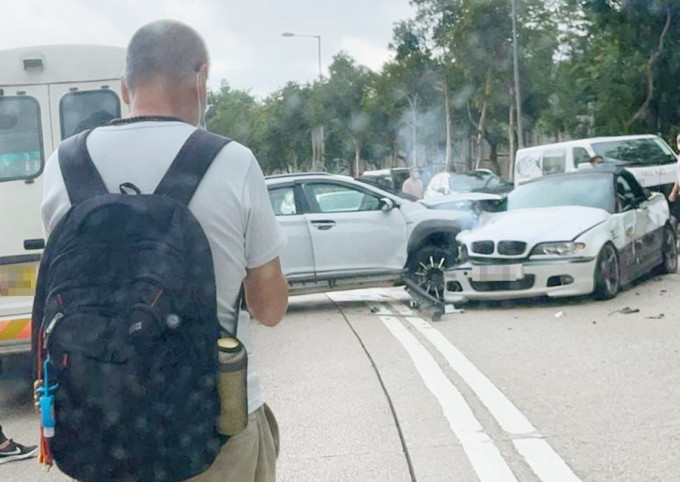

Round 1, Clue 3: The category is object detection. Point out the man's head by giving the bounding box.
[410,167,420,179]
[122,20,209,125]
[590,155,604,165]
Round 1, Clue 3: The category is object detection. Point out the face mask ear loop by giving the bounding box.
[195,71,203,128]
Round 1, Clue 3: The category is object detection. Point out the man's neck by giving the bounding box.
[126,86,196,125]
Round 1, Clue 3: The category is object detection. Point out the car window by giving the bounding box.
[542,149,566,175]
[573,147,590,166]
[60,90,121,139]
[0,96,43,183]
[486,176,501,188]
[268,186,297,216]
[615,172,646,210]
[621,171,645,200]
[507,174,614,212]
[305,183,381,213]
[516,153,541,178]
[591,138,675,165]
[615,175,636,211]
[449,173,488,191]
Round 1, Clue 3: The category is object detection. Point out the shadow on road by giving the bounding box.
[0,354,34,410]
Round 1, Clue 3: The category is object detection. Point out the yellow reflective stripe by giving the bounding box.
[0,318,31,341]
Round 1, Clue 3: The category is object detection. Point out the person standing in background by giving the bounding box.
[402,167,424,199]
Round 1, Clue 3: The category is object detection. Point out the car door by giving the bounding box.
[267,183,315,281]
[615,172,662,279]
[613,173,640,280]
[622,171,665,273]
[301,181,407,277]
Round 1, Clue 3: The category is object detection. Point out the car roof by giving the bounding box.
[516,134,660,154]
[519,165,623,186]
[265,171,410,202]
[265,172,339,181]
[420,192,503,206]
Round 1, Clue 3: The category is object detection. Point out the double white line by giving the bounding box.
[378,303,581,482]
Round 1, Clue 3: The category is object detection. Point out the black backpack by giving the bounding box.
[32,128,232,482]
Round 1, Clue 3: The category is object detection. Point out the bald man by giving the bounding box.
[41,20,288,482]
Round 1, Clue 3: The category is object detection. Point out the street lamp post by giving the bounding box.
[281,32,322,80]
[282,32,324,171]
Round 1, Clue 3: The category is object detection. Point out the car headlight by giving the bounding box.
[530,242,586,258]
[458,243,469,262]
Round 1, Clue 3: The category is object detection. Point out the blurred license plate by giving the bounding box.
[470,265,523,282]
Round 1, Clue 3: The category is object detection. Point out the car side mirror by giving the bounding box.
[380,197,395,212]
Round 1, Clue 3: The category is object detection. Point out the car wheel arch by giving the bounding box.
[406,225,460,264]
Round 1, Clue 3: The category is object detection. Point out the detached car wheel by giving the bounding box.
[654,224,677,275]
[593,243,620,300]
[408,245,456,301]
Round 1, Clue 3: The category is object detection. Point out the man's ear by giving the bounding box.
[121,76,131,106]
[197,64,209,93]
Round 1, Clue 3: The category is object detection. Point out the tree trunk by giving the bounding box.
[475,99,488,170]
[475,70,493,170]
[628,6,672,129]
[311,126,325,171]
[406,94,419,167]
[352,137,361,177]
[444,82,453,172]
[489,141,500,175]
[508,104,515,181]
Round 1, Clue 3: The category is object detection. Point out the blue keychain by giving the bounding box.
[37,358,58,438]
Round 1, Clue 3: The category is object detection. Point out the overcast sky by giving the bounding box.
[1,0,416,98]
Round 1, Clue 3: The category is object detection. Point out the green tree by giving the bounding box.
[320,52,377,176]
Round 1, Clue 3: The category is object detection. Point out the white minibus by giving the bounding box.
[0,45,127,361]
[514,135,677,193]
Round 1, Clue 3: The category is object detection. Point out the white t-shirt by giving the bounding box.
[41,121,286,414]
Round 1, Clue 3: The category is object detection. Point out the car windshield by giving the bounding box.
[591,138,675,166]
[507,175,614,212]
[449,173,490,191]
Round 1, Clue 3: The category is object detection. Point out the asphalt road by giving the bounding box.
[2,272,680,481]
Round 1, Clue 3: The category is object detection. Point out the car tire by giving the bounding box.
[593,243,620,300]
[654,224,678,275]
[407,245,456,301]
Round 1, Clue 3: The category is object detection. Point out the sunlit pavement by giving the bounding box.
[4,274,680,481]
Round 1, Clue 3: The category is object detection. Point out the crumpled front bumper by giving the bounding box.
[443,257,597,303]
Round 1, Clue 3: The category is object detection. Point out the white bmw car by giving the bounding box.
[444,166,677,303]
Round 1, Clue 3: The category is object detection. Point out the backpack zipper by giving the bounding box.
[43,312,64,350]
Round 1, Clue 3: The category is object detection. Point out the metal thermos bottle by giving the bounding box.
[216,336,248,436]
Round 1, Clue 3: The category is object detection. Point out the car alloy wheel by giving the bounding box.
[410,246,455,301]
[593,243,620,300]
[656,224,678,275]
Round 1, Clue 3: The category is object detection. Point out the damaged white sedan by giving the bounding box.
[444,166,677,303]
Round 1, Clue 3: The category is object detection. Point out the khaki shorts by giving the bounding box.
[186,404,280,482]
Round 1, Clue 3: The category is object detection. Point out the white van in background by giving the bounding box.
[0,45,127,360]
[514,135,677,194]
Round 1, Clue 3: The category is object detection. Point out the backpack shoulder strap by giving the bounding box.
[58,129,109,205]
[154,129,232,205]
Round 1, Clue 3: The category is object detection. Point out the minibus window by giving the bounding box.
[573,147,590,166]
[542,149,566,175]
[60,90,121,139]
[0,96,43,182]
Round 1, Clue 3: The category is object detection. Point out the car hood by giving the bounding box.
[460,206,610,245]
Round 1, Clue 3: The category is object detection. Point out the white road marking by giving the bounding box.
[390,302,416,316]
[404,316,582,482]
[380,315,518,482]
[326,287,412,303]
